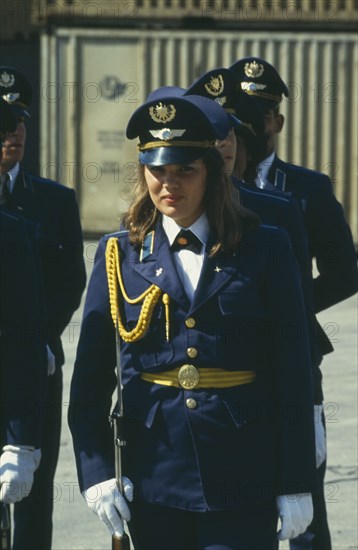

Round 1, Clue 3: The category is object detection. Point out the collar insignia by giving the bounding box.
[140,230,155,262]
[149,103,176,123]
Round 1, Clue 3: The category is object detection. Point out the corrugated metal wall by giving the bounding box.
[41,29,357,241]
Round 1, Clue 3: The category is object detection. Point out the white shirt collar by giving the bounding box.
[257,152,275,182]
[5,162,20,193]
[162,212,210,248]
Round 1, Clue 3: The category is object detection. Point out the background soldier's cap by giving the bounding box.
[185,67,265,156]
[229,57,289,109]
[0,66,32,118]
[185,67,244,129]
[0,97,17,135]
[126,92,230,166]
[146,85,186,102]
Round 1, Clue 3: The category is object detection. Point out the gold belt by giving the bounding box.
[141,364,256,390]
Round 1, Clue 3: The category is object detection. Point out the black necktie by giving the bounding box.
[0,174,10,205]
[171,229,202,254]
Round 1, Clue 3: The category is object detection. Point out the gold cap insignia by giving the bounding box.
[204,75,224,97]
[0,71,15,89]
[244,61,264,79]
[149,128,186,140]
[149,102,176,124]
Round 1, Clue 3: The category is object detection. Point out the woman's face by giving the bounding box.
[144,159,207,228]
[235,135,249,180]
[215,127,237,176]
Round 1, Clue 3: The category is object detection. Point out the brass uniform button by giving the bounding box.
[186,398,197,410]
[185,317,196,328]
[178,364,200,389]
[187,347,198,359]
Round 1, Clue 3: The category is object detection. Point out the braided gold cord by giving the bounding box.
[105,237,169,342]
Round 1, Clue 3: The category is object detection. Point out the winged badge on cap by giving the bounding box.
[149,128,186,140]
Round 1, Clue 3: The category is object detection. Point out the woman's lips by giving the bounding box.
[162,195,183,204]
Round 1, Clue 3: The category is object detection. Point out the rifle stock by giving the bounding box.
[112,532,130,550]
[110,318,131,550]
[0,503,11,550]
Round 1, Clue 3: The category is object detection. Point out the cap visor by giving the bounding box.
[228,113,245,128]
[139,146,211,166]
[12,104,30,118]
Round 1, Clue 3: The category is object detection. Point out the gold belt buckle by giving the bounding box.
[178,364,200,390]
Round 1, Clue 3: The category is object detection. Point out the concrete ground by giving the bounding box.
[49,244,357,549]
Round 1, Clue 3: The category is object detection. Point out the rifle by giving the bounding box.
[0,503,11,550]
[110,322,130,550]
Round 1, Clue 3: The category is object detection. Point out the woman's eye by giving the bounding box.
[148,166,163,174]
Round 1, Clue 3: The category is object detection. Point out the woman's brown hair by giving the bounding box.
[122,148,259,256]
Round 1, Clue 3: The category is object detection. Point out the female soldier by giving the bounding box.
[69,93,315,550]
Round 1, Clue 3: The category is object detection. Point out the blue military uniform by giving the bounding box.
[70,221,316,544]
[0,66,86,550]
[69,90,316,550]
[267,157,358,313]
[0,207,47,449]
[7,171,86,550]
[0,207,47,550]
[235,181,327,401]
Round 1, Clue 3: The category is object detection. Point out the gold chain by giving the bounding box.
[105,237,170,342]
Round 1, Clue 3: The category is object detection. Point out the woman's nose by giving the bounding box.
[163,172,179,187]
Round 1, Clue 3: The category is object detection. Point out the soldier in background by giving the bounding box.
[0,97,47,547]
[230,56,358,550]
[0,67,86,550]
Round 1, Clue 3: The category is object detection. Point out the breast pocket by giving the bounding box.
[217,291,266,366]
[124,302,175,370]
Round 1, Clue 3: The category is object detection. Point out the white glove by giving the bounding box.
[83,477,133,537]
[0,445,41,503]
[314,404,326,468]
[47,344,56,376]
[276,493,313,540]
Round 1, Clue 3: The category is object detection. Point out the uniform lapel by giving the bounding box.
[132,223,190,308]
[11,170,34,214]
[189,243,236,314]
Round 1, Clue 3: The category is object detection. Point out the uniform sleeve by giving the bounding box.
[44,188,86,338]
[260,227,316,495]
[1,213,47,448]
[309,176,358,312]
[68,237,117,492]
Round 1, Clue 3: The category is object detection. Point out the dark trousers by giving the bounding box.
[128,500,278,550]
[12,368,63,550]
[289,460,332,550]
